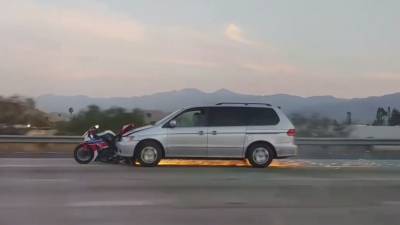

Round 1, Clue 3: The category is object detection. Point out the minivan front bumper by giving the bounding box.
[116,139,139,157]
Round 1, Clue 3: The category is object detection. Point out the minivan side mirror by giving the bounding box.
[168,120,177,128]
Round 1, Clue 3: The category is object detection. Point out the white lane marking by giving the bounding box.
[0,200,167,208]
[0,164,104,168]
[382,201,400,205]
[0,178,72,186]
[20,178,71,182]
[67,200,161,207]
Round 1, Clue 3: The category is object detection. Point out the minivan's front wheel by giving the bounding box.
[247,144,274,168]
[136,142,162,167]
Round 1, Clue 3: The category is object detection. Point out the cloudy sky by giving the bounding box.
[0,0,399,98]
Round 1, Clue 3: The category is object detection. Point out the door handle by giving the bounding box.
[198,130,204,135]
[211,130,217,135]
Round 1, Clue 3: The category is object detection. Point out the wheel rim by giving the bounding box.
[140,146,158,164]
[252,147,269,164]
[77,147,91,161]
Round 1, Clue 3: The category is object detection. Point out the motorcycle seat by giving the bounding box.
[97,130,116,144]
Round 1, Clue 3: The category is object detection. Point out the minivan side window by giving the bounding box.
[245,107,280,126]
[208,107,246,126]
[173,108,206,127]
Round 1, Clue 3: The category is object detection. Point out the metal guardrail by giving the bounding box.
[295,138,400,146]
[0,135,400,146]
[0,135,82,144]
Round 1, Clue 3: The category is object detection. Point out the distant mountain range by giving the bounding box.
[35,89,400,123]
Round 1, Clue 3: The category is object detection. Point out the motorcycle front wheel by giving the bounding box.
[74,144,94,164]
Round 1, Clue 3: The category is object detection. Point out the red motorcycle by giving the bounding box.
[73,124,135,164]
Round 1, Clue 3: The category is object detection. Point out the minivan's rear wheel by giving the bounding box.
[136,142,162,167]
[247,144,274,168]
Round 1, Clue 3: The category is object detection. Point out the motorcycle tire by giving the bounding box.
[74,144,94,164]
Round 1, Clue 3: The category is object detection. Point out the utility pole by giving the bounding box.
[346,112,352,125]
[387,106,391,125]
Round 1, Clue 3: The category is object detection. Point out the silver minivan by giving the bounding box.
[117,103,297,168]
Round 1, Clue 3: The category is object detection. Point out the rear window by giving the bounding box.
[244,107,280,126]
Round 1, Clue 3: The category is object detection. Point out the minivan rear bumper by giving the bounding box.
[274,143,298,158]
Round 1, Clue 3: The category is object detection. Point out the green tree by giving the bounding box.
[25,98,35,108]
[389,108,400,126]
[56,105,145,135]
[373,107,387,125]
[0,96,49,127]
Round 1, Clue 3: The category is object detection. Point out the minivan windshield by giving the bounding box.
[154,109,182,126]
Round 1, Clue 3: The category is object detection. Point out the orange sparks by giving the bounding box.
[155,159,303,168]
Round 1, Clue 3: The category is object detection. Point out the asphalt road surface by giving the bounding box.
[1,158,400,225]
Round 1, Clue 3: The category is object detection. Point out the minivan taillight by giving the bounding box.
[287,129,296,137]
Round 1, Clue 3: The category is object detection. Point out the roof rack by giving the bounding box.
[216,102,272,106]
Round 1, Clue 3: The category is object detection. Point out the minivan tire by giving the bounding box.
[247,144,274,168]
[136,141,163,167]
